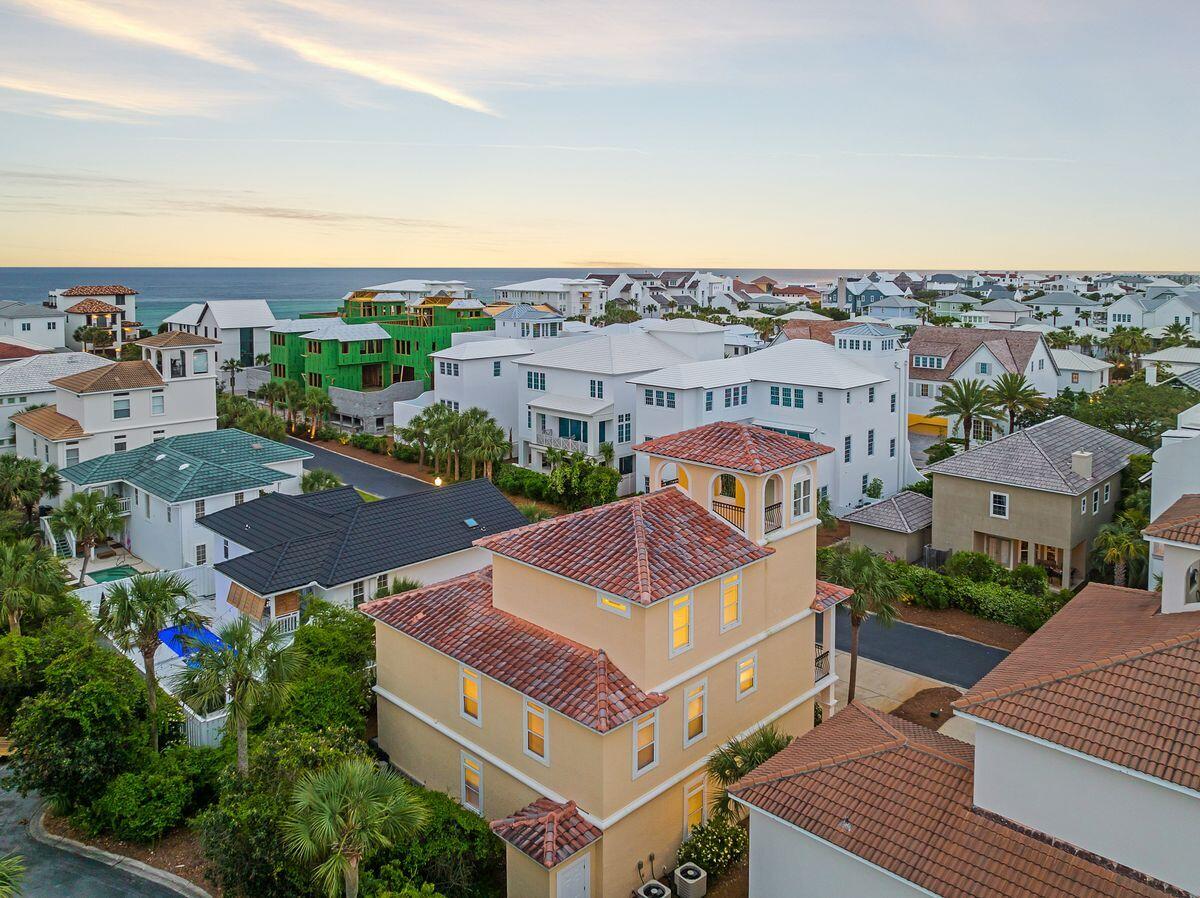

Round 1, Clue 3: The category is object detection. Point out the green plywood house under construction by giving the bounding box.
[269,293,494,393]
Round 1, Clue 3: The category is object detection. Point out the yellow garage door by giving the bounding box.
[908,414,948,437]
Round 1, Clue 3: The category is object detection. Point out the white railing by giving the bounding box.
[116,496,131,515]
[74,564,215,617]
[537,429,588,454]
[182,704,228,748]
[276,612,300,635]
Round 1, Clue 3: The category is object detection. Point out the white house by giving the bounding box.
[493,277,607,319]
[976,297,1028,328]
[1024,290,1102,329]
[53,429,310,571]
[161,299,278,383]
[868,295,926,322]
[1143,346,1200,385]
[932,292,983,317]
[1145,400,1200,584]
[0,301,67,349]
[1051,348,1112,393]
[0,352,110,452]
[629,326,920,510]
[1106,288,1200,335]
[49,284,141,350]
[490,304,565,339]
[418,338,535,443]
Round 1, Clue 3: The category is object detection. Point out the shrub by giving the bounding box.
[676,816,749,880]
[350,433,388,453]
[281,664,371,737]
[960,580,1054,632]
[392,441,419,463]
[943,551,1003,583]
[295,599,376,670]
[81,767,193,842]
[893,564,954,611]
[1004,563,1048,597]
[517,502,552,523]
[903,478,933,498]
[924,440,959,464]
[865,477,884,499]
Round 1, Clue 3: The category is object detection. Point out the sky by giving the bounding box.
[0,0,1198,270]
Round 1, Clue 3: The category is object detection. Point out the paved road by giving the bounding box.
[834,606,1009,689]
[0,784,179,898]
[287,438,432,499]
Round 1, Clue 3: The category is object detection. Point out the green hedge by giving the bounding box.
[492,463,555,503]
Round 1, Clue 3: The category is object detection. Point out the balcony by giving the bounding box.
[537,429,588,454]
[712,500,746,530]
[116,496,131,515]
[765,502,783,533]
[815,644,831,681]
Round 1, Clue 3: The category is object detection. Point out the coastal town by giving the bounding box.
[1,268,1199,898]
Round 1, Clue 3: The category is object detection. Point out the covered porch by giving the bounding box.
[975,532,1085,590]
[224,581,303,638]
[41,483,134,563]
[526,393,614,464]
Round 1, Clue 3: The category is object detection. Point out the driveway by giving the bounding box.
[0,784,179,897]
[835,606,1009,689]
[908,431,940,468]
[287,438,432,499]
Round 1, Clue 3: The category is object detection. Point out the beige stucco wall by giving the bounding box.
[848,523,929,563]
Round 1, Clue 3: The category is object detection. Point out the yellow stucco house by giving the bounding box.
[361,422,850,898]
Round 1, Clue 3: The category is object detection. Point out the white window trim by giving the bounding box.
[459,664,482,727]
[460,751,484,814]
[989,491,1009,519]
[523,697,550,766]
[683,678,708,749]
[668,592,694,658]
[736,651,759,701]
[632,710,659,779]
[683,773,707,837]
[720,572,742,633]
[1104,483,1111,503]
[596,592,631,618]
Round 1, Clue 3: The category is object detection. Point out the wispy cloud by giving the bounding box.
[0,71,230,119]
[149,136,647,154]
[844,151,1076,164]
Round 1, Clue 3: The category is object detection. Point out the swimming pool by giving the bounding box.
[89,565,141,584]
[159,624,225,663]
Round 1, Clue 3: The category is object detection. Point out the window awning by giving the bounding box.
[528,393,613,417]
[226,582,266,620]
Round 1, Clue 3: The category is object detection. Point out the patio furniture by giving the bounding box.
[94,545,116,559]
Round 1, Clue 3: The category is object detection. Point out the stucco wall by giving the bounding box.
[848,523,928,563]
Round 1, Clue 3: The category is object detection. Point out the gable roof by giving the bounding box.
[1164,367,1200,392]
[64,298,122,315]
[907,325,1047,382]
[162,303,205,327]
[197,486,364,552]
[519,332,695,375]
[476,488,773,606]
[212,478,528,593]
[301,322,390,342]
[60,285,138,297]
[731,702,1175,898]
[1032,290,1100,306]
[924,415,1143,495]
[634,422,833,475]
[1050,348,1113,372]
[978,297,1028,312]
[954,583,1200,793]
[493,304,561,321]
[0,300,66,320]
[10,405,88,440]
[490,799,601,868]
[0,341,45,360]
[134,331,222,349]
[1143,494,1200,546]
[360,568,666,732]
[776,320,858,344]
[842,491,933,534]
[51,360,164,393]
[203,299,277,329]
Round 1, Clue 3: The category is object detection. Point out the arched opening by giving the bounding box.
[711,473,747,531]
[193,349,209,374]
[1187,560,1200,606]
[154,350,163,374]
[658,462,688,492]
[764,474,784,533]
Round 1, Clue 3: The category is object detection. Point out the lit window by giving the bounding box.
[597,594,631,617]
[684,681,707,746]
[991,492,1009,518]
[792,477,812,518]
[633,712,658,775]
[684,775,707,833]
[460,666,482,724]
[737,654,757,699]
[461,754,483,813]
[670,594,693,655]
[524,699,548,762]
[721,574,741,631]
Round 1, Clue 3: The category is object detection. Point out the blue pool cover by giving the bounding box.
[159,624,224,662]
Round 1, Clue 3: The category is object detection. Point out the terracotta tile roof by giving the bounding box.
[812,580,853,613]
[1143,494,1200,546]
[954,584,1200,791]
[51,361,164,393]
[64,298,123,314]
[359,568,666,732]
[772,284,822,298]
[777,319,858,344]
[490,799,601,868]
[475,488,772,605]
[0,342,47,360]
[634,422,833,475]
[732,702,1176,898]
[907,325,1046,382]
[10,405,88,440]
[60,285,138,296]
[134,331,221,348]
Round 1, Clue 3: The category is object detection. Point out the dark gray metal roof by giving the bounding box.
[212,478,529,593]
[842,491,933,533]
[198,485,365,552]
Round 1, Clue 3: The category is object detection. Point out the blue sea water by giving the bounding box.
[0,267,861,329]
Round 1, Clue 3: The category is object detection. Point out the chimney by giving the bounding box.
[837,277,847,310]
[1071,450,1093,480]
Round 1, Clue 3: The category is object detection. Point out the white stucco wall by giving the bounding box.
[971,722,1200,894]
[0,316,67,349]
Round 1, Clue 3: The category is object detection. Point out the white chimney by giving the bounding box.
[1071,450,1093,480]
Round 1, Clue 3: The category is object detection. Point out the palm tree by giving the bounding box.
[259,380,287,416]
[818,545,900,703]
[97,573,208,751]
[255,352,271,367]
[394,411,432,468]
[929,378,1001,451]
[1161,321,1194,348]
[0,457,61,524]
[221,358,245,393]
[986,372,1043,434]
[423,404,455,476]
[0,536,66,637]
[459,408,492,479]
[706,725,792,821]
[1078,309,1092,327]
[598,441,615,467]
[175,615,304,774]
[52,490,123,586]
[302,469,343,493]
[1093,519,1147,588]
[1048,308,1062,328]
[284,381,306,433]
[303,388,336,439]
[284,759,429,898]
[0,853,24,898]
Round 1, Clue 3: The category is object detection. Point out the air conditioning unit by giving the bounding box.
[634,880,672,898]
[674,863,707,898]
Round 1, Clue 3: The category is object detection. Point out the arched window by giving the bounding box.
[1187,560,1200,606]
[193,349,209,374]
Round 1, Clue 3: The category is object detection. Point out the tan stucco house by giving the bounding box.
[841,489,933,563]
[925,415,1143,589]
[361,422,849,898]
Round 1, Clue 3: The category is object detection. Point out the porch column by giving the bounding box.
[1061,547,1071,591]
[822,610,837,719]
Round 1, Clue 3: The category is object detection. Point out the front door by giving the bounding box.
[556,853,590,898]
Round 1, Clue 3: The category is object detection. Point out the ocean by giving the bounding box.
[0,267,866,330]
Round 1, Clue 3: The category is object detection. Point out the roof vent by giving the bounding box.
[464,517,478,528]
[154,454,166,461]
[837,817,854,834]
[1071,450,1093,480]
[179,463,190,471]
[250,442,263,450]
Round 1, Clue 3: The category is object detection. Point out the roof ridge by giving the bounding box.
[1023,428,1073,491]
[629,499,653,604]
[891,495,910,531]
[325,503,368,582]
[594,649,612,732]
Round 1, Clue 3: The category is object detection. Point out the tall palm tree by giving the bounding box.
[97,573,208,751]
[0,536,66,637]
[221,358,245,393]
[0,853,24,898]
[818,545,900,703]
[1048,308,1062,328]
[284,381,306,433]
[52,490,123,586]
[706,725,792,821]
[986,372,1043,434]
[303,388,336,439]
[259,380,287,416]
[1093,519,1147,588]
[302,469,343,493]
[255,352,271,367]
[929,378,1001,451]
[423,404,455,475]
[459,408,494,479]
[284,759,429,898]
[1161,321,1194,348]
[394,411,431,468]
[175,615,304,774]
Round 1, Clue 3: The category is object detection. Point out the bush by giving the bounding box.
[892,564,954,611]
[943,551,1003,583]
[1004,563,1048,597]
[350,433,388,454]
[903,478,933,498]
[81,767,193,842]
[294,599,376,670]
[517,502,552,523]
[493,463,553,503]
[392,441,419,463]
[924,440,959,464]
[281,664,371,737]
[966,580,1055,632]
[676,816,749,880]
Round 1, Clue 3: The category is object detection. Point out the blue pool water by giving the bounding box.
[159,624,224,663]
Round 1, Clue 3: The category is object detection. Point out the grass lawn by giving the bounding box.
[356,488,381,502]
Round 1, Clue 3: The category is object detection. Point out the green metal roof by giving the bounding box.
[60,428,312,502]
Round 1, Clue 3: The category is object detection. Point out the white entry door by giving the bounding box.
[556,853,590,898]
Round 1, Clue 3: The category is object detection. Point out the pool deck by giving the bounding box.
[65,551,156,586]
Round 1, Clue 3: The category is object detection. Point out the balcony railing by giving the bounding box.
[712,500,746,531]
[660,477,679,487]
[116,497,131,515]
[765,502,783,533]
[815,645,831,681]
[276,612,300,635]
[537,429,588,454]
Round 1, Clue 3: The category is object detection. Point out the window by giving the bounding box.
[770,385,780,405]
[1104,483,1111,503]
[644,389,654,406]
[619,455,634,475]
[843,436,852,463]
[590,379,604,399]
[890,438,896,458]
[47,321,57,330]
[112,396,130,419]
[633,711,658,775]
[195,544,207,565]
[670,593,693,656]
[376,575,387,595]
[65,447,79,466]
[223,539,230,560]
[597,593,631,617]
[685,775,707,833]
[913,355,945,370]
[524,699,548,762]
[144,493,151,518]
[817,390,824,404]
[617,413,631,443]
[1081,495,1088,514]
[869,386,876,403]
[721,573,741,631]
[152,430,165,442]
[705,390,713,412]
[1092,489,1100,514]
[493,360,501,377]
[684,680,707,746]
[793,477,812,518]
[352,580,365,606]
[890,393,897,412]
[978,362,990,375]
[737,654,758,699]
[460,754,483,813]
[1071,372,1080,384]
[20,322,30,332]
[151,393,165,416]
[234,492,245,505]
[867,429,875,456]
[990,492,1009,519]
[526,371,546,391]
[194,499,205,518]
[460,666,482,724]
[862,473,869,493]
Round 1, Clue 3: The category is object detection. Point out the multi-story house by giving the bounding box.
[418,338,536,443]
[1105,286,1200,336]
[362,422,847,898]
[1051,348,1113,393]
[493,278,607,320]
[161,299,278,382]
[1143,345,1200,385]
[932,291,983,318]
[906,326,1057,440]
[0,352,109,452]
[47,285,141,350]
[0,301,67,349]
[629,326,921,510]
[11,345,217,468]
[1024,290,1102,329]
[347,279,474,306]
[976,296,1028,327]
[592,273,670,317]
[491,304,565,339]
[868,295,927,322]
[821,278,909,315]
[53,429,309,570]
[923,272,967,294]
[925,415,1143,589]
